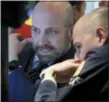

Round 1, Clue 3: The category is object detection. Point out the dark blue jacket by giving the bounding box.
[9,68,36,102]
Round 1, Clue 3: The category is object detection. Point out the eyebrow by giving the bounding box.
[73,42,81,47]
[32,25,38,29]
[46,27,58,30]
[32,25,56,29]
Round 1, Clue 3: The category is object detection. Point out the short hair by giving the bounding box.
[87,7,108,31]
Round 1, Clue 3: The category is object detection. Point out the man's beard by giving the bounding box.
[33,44,59,64]
[33,44,55,54]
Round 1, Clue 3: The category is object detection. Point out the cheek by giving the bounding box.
[80,40,92,60]
[49,35,65,48]
[32,37,38,46]
[48,36,58,47]
[32,34,37,41]
[58,35,70,49]
[82,40,92,52]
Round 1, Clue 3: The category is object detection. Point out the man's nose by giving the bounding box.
[74,54,81,63]
[38,34,50,46]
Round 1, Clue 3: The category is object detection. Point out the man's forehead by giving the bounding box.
[32,11,65,26]
[32,3,66,21]
[73,16,88,37]
[32,25,66,29]
[73,33,82,42]
[73,24,83,36]
[73,22,86,44]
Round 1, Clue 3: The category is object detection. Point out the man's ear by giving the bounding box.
[96,27,108,45]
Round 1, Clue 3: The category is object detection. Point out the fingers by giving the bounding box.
[17,35,24,41]
[53,60,80,72]
[40,67,54,79]
[9,33,22,39]
[64,59,75,63]
[9,33,32,42]
[20,39,29,47]
[20,38,33,47]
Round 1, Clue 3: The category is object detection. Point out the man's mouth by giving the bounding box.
[38,49,53,55]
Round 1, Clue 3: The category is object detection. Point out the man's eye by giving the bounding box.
[75,47,80,52]
[75,44,81,49]
[32,28,40,34]
[75,45,81,53]
[75,47,79,50]
[46,29,58,35]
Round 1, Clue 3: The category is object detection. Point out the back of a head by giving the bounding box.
[75,6,108,34]
[87,6,108,31]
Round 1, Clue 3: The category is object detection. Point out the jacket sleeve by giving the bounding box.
[34,80,73,102]
[9,68,36,102]
[34,80,57,102]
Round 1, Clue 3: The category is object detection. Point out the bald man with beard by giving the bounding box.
[9,1,76,102]
[34,7,109,101]
[31,2,74,65]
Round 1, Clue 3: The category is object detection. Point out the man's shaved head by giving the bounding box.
[32,2,74,64]
[74,7,108,35]
[73,7,108,61]
[33,2,74,26]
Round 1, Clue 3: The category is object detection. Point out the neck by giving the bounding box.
[54,43,75,64]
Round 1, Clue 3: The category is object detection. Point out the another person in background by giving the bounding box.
[34,7,109,101]
[72,1,86,23]
[99,0,109,7]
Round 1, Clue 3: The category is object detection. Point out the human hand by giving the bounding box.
[40,59,80,83]
[8,34,32,62]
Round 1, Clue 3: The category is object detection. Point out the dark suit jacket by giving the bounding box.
[34,44,109,101]
[9,43,75,102]
[9,68,37,102]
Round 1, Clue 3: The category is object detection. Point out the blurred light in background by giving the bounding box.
[85,1,99,14]
[27,5,35,17]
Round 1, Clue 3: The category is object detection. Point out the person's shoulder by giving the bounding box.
[18,43,34,66]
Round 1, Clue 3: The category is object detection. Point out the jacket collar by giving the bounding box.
[85,44,109,60]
